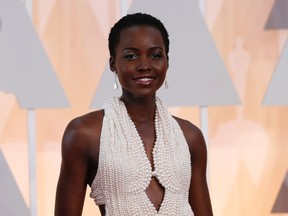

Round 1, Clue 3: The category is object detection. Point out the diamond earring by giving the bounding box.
[114,71,118,90]
[165,79,169,89]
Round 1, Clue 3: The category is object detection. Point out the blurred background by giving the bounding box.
[0,0,287,215]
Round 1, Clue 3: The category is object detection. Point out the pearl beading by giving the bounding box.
[90,97,194,215]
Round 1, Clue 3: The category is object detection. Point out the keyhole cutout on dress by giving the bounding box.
[145,176,165,211]
[133,118,165,212]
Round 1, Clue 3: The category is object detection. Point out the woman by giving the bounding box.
[55,13,213,216]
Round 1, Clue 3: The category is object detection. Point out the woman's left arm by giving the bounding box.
[178,118,213,216]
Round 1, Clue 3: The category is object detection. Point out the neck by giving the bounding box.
[120,95,156,122]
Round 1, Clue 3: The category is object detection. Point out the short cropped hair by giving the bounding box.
[108,13,170,57]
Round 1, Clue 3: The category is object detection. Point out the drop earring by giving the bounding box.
[165,79,169,89]
[114,71,118,90]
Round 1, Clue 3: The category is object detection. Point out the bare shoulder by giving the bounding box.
[63,109,104,150]
[172,116,205,151]
[61,109,104,185]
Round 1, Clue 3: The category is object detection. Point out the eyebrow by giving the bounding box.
[122,47,164,52]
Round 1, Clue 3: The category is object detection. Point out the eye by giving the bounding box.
[123,53,138,60]
[151,52,163,59]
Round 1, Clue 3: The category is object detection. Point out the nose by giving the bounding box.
[137,56,152,72]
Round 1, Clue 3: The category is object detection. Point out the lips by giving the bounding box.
[133,76,155,85]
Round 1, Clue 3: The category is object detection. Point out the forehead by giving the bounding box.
[117,25,165,49]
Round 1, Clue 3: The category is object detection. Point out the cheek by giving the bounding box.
[156,62,168,75]
[116,60,134,72]
[116,64,133,86]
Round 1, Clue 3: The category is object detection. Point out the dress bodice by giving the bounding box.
[90,97,193,215]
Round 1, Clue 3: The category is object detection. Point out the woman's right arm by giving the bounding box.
[54,118,91,216]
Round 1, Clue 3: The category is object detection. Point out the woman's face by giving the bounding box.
[110,25,168,99]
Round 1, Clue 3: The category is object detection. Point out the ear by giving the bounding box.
[166,54,169,69]
[109,56,116,72]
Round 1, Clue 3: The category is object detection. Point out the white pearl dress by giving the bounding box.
[90,97,194,215]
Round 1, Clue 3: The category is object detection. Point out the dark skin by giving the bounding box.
[55,25,213,216]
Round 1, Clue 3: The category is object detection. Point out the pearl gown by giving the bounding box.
[90,97,194,216]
